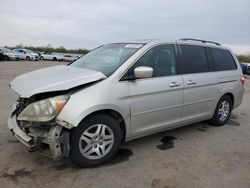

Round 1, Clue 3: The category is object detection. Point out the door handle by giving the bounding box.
[169,82,181,87]
[187,80,197,85]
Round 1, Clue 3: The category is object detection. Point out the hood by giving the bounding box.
[10,65,107,98]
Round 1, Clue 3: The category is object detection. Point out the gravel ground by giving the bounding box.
[0,61,250,188]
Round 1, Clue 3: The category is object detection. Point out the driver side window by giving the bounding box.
[130,44,177,78]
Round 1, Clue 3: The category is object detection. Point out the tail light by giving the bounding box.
[240,76,245,85]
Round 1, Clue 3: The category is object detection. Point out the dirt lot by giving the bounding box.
[0,61,250,188]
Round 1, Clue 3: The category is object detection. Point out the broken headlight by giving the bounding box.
[17,95,69,122]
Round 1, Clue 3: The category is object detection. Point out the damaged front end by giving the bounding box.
[7,65,107,160]
[8,97,70,160]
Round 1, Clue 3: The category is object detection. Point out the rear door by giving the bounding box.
[43,52,52,60]
[178,44,219,122]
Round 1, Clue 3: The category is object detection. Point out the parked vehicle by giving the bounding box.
[0,51,5,61]
[35,51,42,59]
[14,48,39,61]
[8,38,244,167]
[62,54,79,62]
[240,62,250,75]
[240,63,248,74]
[0,47,20,60]
[40,52,63,61]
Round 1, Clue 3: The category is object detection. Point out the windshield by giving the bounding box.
[70,43,144,76]
[25,49,33,53]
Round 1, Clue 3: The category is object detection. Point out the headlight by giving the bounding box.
[17,95,69,122]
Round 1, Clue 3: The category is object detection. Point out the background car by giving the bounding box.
[62,54,79,62]
[0,47,20,61]
[40,52,63,61]
[14,48,39,61]
[240,62,250,74]
[0,51,5,61]
[34,51,42,59]
[240,63,247,74]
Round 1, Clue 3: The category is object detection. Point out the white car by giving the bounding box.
[0,47,20,61]
[40,52,63,61]
[14,49,39,61]
[62,54,79,62]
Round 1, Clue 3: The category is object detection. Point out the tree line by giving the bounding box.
[6,44,90,55]
[237,54,250,63]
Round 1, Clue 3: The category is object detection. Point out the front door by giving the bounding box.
[127,44,183,137]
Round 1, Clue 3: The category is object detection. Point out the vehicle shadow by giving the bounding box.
[45,117,240,170]
[52,120,215,170]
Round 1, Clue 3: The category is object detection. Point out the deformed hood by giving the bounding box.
[10,65,106,98]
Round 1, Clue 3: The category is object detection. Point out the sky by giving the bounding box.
[0,0,250,54]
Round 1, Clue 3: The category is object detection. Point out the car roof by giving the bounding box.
[121,39,229,50]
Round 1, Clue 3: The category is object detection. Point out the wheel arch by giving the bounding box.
[74,109,127,142]
[224,92,234,107]
[212,92,235,117]
[210,92,235,126]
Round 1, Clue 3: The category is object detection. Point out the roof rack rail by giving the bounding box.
[179,38,221,46]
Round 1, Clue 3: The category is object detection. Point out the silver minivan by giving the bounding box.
[8,38,244,167]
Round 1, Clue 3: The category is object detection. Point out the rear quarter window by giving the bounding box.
[211,48,237,71]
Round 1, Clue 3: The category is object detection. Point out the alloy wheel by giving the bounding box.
[79,124,114,160]
[218,100,230,122]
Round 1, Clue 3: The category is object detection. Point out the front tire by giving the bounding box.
[26,56,31,61]
[211,95,232,126]
[70,114,122,167]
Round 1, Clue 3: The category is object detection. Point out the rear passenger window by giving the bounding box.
[180,45,209,74]
[211,48,237,71]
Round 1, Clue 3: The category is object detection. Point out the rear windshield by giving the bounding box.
[70,43,144,76]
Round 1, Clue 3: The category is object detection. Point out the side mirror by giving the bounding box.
[134,66,153,79]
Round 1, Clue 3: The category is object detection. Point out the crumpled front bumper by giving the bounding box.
[8,114,33,147]
[7,104,70,160]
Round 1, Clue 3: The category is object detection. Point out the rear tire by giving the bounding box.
[53,57,57,61]
[70,114,122,167]
[40,56,44,60]
[211,95,232,126]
